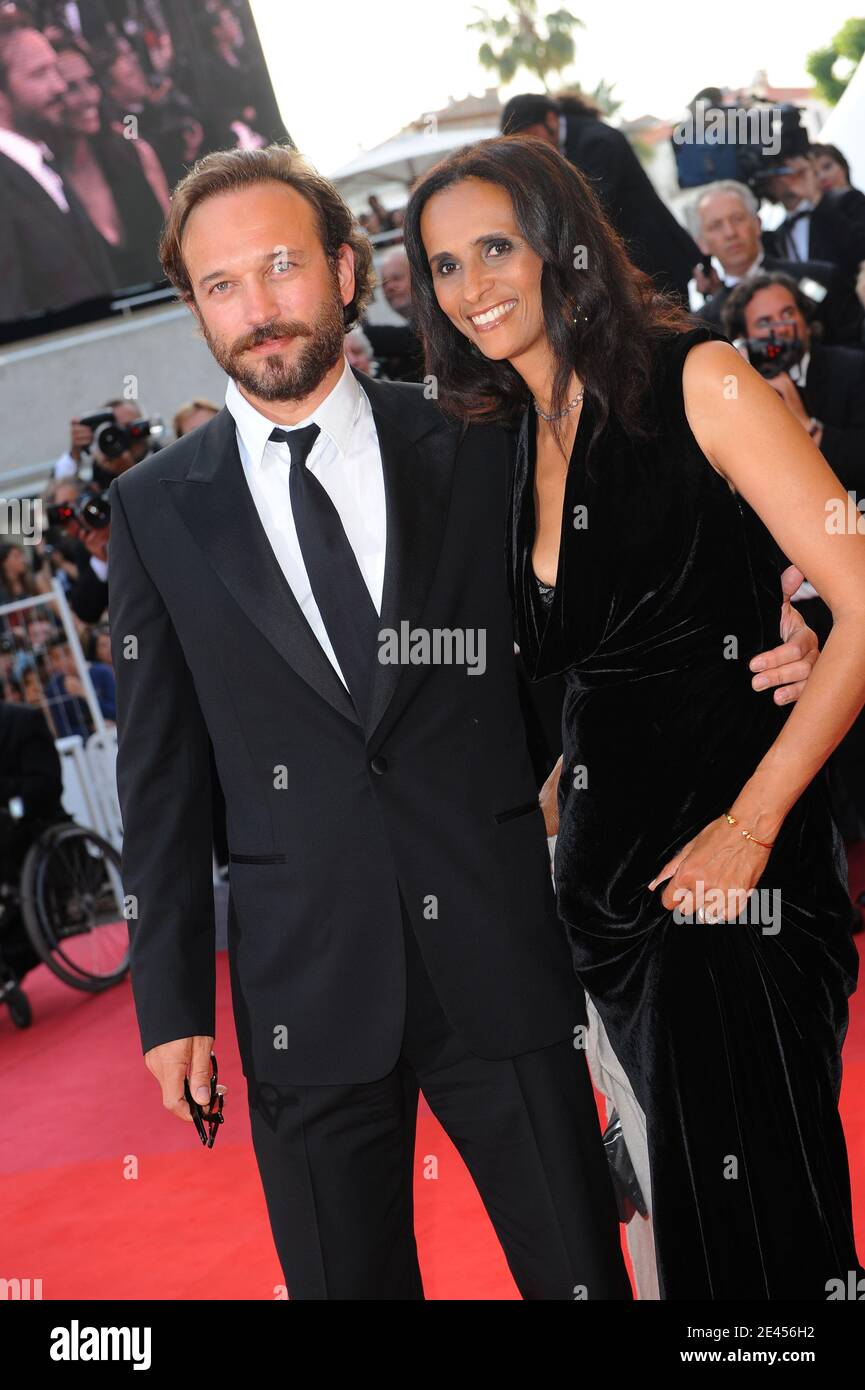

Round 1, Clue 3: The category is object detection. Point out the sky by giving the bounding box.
[249,0,859,174]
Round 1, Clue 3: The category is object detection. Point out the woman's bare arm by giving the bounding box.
[650,339,865,912]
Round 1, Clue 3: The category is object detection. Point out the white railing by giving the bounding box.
[1,579,120,848]
[2,578,221,881]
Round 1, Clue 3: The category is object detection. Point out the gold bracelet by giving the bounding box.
[724,810,775,850]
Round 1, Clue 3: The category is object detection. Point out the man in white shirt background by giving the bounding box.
[690,179,864,347]
[762,149,865,288]
[0,12,115,324]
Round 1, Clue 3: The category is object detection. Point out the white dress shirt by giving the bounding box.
[784,199,812,262]
[723,249,765,288]
[0,128,69,211]
[788,348,810,387]
[226,357,387,688]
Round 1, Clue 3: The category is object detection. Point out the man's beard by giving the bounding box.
[17,103,64,144]
[200,287,346,402]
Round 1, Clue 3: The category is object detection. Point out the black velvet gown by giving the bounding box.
[508,321,863,1299]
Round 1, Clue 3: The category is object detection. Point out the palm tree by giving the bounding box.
[468,1,583,91]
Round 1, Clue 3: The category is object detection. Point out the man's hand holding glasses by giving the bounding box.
[145,1035,227,1148]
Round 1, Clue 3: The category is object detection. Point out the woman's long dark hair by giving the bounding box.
[403,135,694,452]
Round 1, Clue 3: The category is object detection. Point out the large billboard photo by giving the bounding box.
[0,0,288,338]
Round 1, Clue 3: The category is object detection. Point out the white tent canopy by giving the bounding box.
[328,125,500,207]
[818,58,865,189]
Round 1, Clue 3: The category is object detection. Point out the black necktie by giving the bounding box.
[269,424,379,725]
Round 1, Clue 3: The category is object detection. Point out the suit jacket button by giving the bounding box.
[370,755,388,775]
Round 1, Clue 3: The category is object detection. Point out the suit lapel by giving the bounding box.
[361,387,461,742]
[163,407,359,726]
[162,373,462,740]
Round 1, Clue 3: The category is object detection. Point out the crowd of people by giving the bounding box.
[4,85,865,868]
[0,390,222,728]
[2,50,865,1300]
[0,0,286,321]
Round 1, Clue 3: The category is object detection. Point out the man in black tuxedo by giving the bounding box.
[0,15,116,323]
[0,699,65,977]
[723,271,865,494]
[692,180,864,348]
[762,152,865,287]
[363,247,424,382]
[109,145,817,1300]
[501,93,701,302]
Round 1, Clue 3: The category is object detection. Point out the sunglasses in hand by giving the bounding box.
[183,1051,226,1148]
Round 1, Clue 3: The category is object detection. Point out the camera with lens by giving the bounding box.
[79,411,162,460]
[674,100,812,196]
[733,331,804,379]
[738,105,812,196]
[45,490,111,534]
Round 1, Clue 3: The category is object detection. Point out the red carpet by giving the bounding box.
[2,855,864,1300]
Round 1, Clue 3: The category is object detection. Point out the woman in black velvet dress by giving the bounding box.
[403,136,865,1299]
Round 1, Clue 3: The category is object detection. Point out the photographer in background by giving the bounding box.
[54,396,163,485]
[724,270,865,853]
[723,271,865,493]
[692,180,864,348]
[46,398,162,623]
[762,149,865,288]
[501,90,702,301]
[40,477,110,623]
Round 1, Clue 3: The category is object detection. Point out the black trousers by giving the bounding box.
[246,898,631,1300]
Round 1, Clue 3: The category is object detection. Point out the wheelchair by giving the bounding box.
[0,806,129,1028]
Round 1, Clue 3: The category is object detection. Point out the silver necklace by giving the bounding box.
[533,387,584,421]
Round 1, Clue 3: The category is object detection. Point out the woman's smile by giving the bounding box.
[467,298,518,332]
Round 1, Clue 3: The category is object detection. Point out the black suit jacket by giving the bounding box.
[107,371,583,1085]
[0,150,117,323]
[563,114,701,300]
[66,540,109,625]
[362,320,425,382]
[698,253,865,347]
[765,189,865,285]
[0,702,64,817]
[799,343,865,493]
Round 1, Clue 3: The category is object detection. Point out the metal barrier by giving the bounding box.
[2,576,222,882]
[1,578,122,849]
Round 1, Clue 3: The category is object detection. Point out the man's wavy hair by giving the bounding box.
[159,143,375,330]
[402,135,695,450]
[721,270,819,343]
